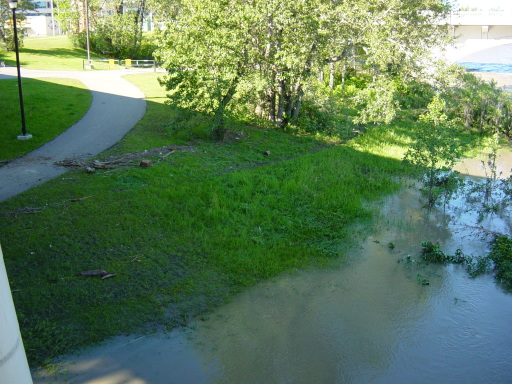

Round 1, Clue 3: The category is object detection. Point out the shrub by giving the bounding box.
[489,235,512,290]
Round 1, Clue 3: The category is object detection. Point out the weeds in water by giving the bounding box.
[403,96,463,208]
[481,133,500,202]
[397,255,419,267]
[398,242,493,285]
[488,235,512,290]
[421,241,465,264]
[416,273,430,285]
[465,256,492,278]
[463,133,512,223]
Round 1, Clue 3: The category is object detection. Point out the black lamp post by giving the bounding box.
[9,0,31,140]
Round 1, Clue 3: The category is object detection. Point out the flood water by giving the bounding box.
[186,181,512,383]
[34,154,512,384]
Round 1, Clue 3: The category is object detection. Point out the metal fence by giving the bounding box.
[82,59,157,71]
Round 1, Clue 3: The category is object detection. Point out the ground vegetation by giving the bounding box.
[1,3,512,369]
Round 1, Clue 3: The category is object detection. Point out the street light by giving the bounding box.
[84,0,93,69]
[8,0,32,141]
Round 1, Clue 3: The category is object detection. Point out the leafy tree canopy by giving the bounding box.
[156,0,451,135]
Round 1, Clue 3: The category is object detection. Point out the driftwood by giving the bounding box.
[70,196,93,202]
[54,145,192,170]
[76,270,116,279]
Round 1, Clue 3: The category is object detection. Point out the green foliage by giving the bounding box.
[434,67,512,137]
[71,17,157,59]
[419,241,494,279]
[489,235,512,290]
[465,255,493,278]
[0,0,35,51]
[421,241,465,264]
[156,0,450,136]
[352,77,399,125]
[463,133,512,222]
[403,95,464,206]
[59,0,152,60]
[291,84,354,139]
[416,273,430,285]
[397,80,435,110]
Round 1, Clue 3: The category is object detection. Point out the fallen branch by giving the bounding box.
[70,196,93,203]
[76,270,116,279]
[55,145,193,171]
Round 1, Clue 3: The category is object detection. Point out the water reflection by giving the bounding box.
[188,179,512,384]
[33,158,512,384]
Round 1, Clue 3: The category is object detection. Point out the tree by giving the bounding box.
[157,0,337,136]
[0,0,35,51]
[324,0,450,124]
[156,0,451,137]
[56,0,153,59]
[403,95,463,206]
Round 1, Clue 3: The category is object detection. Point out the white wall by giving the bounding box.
[451,25,512,42]
[0,245,33,384]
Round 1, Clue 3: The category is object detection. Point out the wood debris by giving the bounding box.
[76,270,116,279]
[70,196,92,203]
[54,145,193,171]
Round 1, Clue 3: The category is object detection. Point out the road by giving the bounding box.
[0,67,148,202]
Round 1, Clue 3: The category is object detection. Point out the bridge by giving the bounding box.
[443,11,512,62]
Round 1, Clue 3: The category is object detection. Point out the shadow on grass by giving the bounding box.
[0,76,92,161]
[20,47,87,59]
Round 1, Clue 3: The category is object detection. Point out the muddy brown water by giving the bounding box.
[34,153,512,384]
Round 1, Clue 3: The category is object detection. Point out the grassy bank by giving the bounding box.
[1,73,425,366]
[0,77,91,161]
[0,36,100,70]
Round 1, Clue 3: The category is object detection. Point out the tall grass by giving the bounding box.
[1,73,414,366]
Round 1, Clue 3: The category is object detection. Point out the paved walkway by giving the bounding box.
[0,67,149,202]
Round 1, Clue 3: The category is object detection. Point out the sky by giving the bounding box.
[453,0,511,10]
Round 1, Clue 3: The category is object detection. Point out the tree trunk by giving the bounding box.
[292,85,303,119]
[329,61,335,89]
[116,0,123,15]
[132,0,146,55]
[277,79,286,124]
[268,89,276,122]
[341,62,347,92]
[214,83,237,140]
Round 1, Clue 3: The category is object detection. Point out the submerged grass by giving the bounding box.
[0,73,428,366]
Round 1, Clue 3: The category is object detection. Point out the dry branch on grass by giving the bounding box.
[54,145,194,170]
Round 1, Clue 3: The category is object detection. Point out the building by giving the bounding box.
[24,1,60,36]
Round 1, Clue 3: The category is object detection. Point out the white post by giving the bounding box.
[0,244,33,384]
[50,0,55,36]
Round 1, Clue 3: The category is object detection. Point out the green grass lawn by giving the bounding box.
[0,36,101,70]
[0,77,91,161]
[0,72,419,367]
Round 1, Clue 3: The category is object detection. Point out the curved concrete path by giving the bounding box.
[0,67,149,202]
